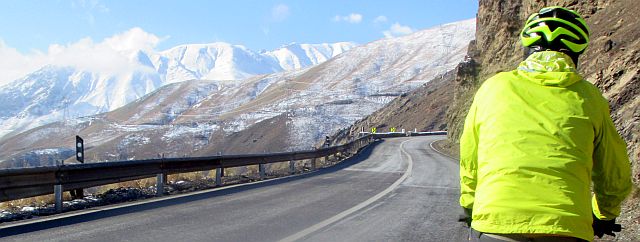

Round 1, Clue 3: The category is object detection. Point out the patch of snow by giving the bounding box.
[20,206,36,212]
[162,123,218,141]
[119,133,151,147]
[33,148,69,155]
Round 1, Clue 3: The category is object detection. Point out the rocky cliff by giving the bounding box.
[446,0,639,239]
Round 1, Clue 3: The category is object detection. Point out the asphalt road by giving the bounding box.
[0,136,467,241]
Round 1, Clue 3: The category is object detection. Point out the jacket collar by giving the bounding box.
[517,51,582,87]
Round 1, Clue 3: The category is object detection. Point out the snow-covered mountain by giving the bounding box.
[0,65,162,139]
[0,42,355,139]
[0,19,476,167]
[153,42,354,82]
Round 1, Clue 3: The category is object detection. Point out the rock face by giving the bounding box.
[446,0,639,239]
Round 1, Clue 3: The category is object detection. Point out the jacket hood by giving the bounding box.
[517,51,583,87]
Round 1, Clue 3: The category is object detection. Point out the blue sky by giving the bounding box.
[1,0,477,52]
[0,0,477,85]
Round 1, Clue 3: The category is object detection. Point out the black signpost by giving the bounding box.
[72,135,85,199]
[76,135,84,164]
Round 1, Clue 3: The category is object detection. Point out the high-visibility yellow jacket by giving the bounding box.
[459,51,632,241]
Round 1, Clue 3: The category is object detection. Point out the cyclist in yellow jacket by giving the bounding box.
[459,6,632,242]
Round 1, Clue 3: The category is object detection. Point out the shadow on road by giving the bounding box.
[0,140,384,238]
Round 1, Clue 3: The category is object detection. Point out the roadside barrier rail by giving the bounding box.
[0,135,375,211]
[0,131,447,212]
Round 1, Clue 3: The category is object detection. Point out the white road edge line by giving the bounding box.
[429,138,457,161]
[279,139,415,242]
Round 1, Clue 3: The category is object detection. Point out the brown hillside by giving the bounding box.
[196,113,291,155]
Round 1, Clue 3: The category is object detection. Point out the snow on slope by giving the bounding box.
[215,19,476,150]
[0,42,355,140]
[264,43,354,71]
[0,64,162,139]
[0,19,476,166]
[162,18,475,152]
[152,42,355,82]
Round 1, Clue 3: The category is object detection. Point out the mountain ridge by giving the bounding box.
[0,18,475,166]
[0,41,356,140]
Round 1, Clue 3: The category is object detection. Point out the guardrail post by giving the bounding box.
[54,184,63,213]
[71,188,84,200]
[216,168,222,186]
[289,160,295,174]
[156,173,165,196]
[311,158,316,170]
[259,164,265,180]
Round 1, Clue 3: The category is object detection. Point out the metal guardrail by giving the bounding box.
[365,130,448,138]
[0,135,375,210]
[0,131,447,213]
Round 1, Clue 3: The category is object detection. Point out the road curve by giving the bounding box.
[0,136,467,241]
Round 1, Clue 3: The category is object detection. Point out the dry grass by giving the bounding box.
[0,172,212,211]
[95,177,157,194]
[168,171,210,183]
[0,191,82,210]
[1,195,57,211]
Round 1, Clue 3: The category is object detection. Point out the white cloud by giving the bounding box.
[0,28,163,87]
[383,22,415,38]
[72,0,110,25]
[105,27,161,52]
[271,4,290,22]
[333,13,363,24]
[373,16,388,24]
[72,0,109,12]
[0,40,47,87]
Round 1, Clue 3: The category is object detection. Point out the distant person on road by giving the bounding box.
[459,6,632,242]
